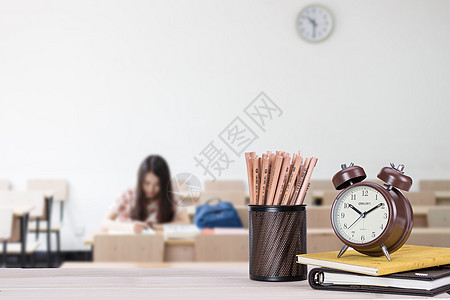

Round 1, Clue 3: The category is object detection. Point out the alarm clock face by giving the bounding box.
[297,5,334,42]
[333,186,389,244]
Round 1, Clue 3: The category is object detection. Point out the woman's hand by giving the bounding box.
[132,221,149,234]
[152,224,164,232]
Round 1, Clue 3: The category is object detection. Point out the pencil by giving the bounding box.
[281,155,302,205]
[266,155,283,205]
[244,150,317,206]
[291,157,311,205]
[287,153,303,202]
[258,155,270,205]
[252,156,260,205]
[273,155,291,205]
[265,153,275,203]
[245,153,254,204]
[295,157,318,205]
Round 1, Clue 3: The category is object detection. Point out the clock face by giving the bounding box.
[332,186,389,244]
[297,5,333,42]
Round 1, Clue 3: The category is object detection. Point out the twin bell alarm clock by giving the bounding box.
[330,163,413,261]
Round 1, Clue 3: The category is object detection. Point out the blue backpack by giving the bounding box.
[194,198,243,229]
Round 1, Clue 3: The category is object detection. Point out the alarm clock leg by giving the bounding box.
[381,244,391,261]
[337,245,349,258]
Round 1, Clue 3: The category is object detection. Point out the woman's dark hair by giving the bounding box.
[131,155,175,223]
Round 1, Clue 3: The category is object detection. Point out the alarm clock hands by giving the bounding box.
[347,203,383,230]
[347,204,363,229]
[348,204,363,216]
[364,203,383,216]
[348,215,362,230]
[347,204,366,229]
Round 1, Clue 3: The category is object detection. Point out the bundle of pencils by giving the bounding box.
[245,151,318,206]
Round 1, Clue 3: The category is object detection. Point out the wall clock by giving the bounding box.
[297,4,334,43]
[330,163,413,261]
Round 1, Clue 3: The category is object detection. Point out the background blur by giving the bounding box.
[1,0,449,252]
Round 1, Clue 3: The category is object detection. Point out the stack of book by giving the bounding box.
[297,245,450,296]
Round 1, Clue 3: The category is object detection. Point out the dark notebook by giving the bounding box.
[308,264,450,297]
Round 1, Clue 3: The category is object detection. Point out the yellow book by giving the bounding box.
[297,245,450,276]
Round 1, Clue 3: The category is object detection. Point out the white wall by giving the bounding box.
[1,0,449,250]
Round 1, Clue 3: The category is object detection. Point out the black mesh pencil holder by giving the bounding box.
[249,205,307,282]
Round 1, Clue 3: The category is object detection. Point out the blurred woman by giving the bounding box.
[102,155,189,233]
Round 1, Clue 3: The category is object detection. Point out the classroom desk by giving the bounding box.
[411,206,429,227]
[0,268,449,299]
[0,204,34,267]
[436,191,450,205]
[86,232,196,262]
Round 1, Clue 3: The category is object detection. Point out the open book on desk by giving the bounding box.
[201,228,248,235]
[163,224,199,239]
[108,227,155,235]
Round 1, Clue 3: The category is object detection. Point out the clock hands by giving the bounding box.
[348,204,363,216]
[306,16,317,38]
[348,214,362,229]
[346,203,383,230]
[347,203,363,229]
[364,203,383,216]
[306,16,317,27]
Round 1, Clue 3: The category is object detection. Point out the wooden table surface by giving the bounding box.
[1,268,449,299]
[61,262,249,268]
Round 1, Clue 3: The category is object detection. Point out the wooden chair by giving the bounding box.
[419,180,450,191]
[0,180,11,191]
[27,179,68,265]
[93,234,164,262]
[195,233,248,261]
[197,190,246,206]
[418,180,450,205]
[203,180,245,192]
[0,191,45,266]
[321,191,340,206]
[309,179,335,191]
[201,180,246,206]
[0,208,13,267]
[306,180,335,205]
[307,206,332,228]
[234,205,248,228]
[428,207,450,227]
[403,191,436,206]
